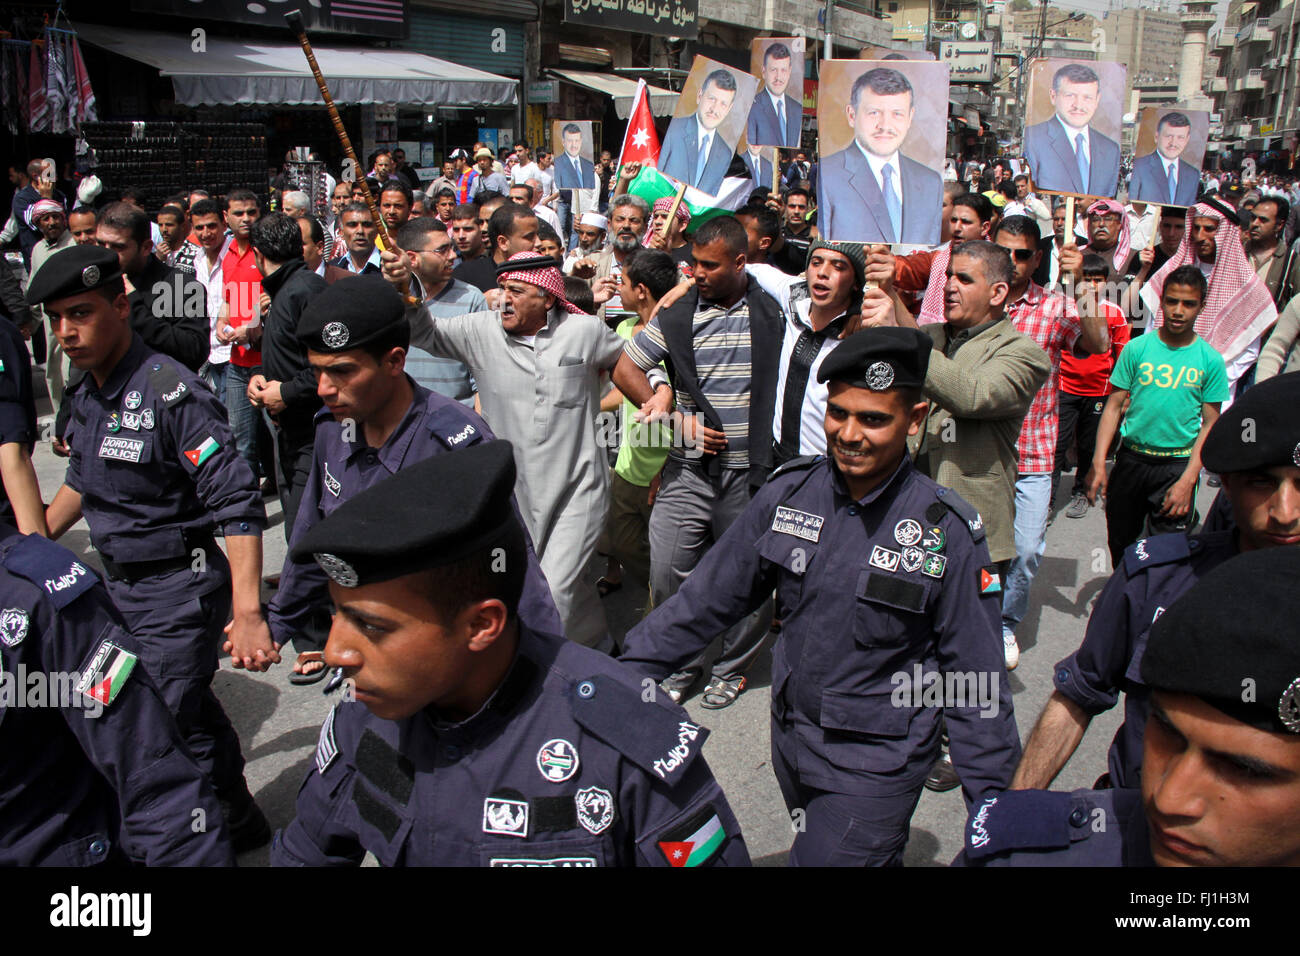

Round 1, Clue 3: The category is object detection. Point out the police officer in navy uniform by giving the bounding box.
[1012,371,1300,792]
[959,546,1300,866]
[271,442,749,866]
[268,277,562,687]
[621,328,1021,866]
[0,297,43,534]
[0,526,234,866]
[27,245,276,850]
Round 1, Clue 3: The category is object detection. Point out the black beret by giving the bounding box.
[1202,371,1300,474]
[1141,547,1300,736]
[816,327,931,391]
[24,245,122,306]
[296,275,406,353]
[291,439,522,588]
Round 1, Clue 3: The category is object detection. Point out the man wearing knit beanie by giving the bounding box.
[747,237,868,464]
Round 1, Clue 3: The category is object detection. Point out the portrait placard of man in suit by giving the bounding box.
[1129,109,1206,207]
[1024,61,1124,198]
[747,38,805,149]
[816,64,944,245]
[658,59,758,198]
[552,121,597,190]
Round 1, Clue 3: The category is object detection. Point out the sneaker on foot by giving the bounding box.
[1003,633,1020,671]
[1065,493,1089,519]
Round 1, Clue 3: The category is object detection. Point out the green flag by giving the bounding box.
[624,166,751,228]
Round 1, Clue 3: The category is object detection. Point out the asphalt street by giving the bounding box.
[29,372,1217,868]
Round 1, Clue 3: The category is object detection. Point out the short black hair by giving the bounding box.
[412,523,527,625]
[395,217,448,250]
[764,42,792,63]
[1052,63,1100,90]
[119,186,148,207]
[340,201,373,222]
[379,180,413,207]
[537,221,561,246]
[434,187,457,202]
[691,214,748,258]
[1163,264,1208,303]
[157,204,186,224]
[623,247,680,301]
[562,275,595,314]
[1156,111,1191,132]
[1256,195,1290,224]
[702,69,738,95]
[786,187,811,203]
[451,202,479,222]
[736,202,782,244]
[1013,173,1029,184]
[562,122,582,137]
[952,239,1013,287]
[953,191,995,224]
[227,188,260,207]
[994,214,1040,243]
[488,202,537,248]
[1159,204,1186,221]
[250,212,305,263]
[301,215,325,245]
[510,182,535,203]
[997,179,1018,200]
[190,198,222,221]
[850,67,913,111]
[1080,252,1110,279]
[98,201,150,245]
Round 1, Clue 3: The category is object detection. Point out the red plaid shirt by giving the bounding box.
[1007,282,1081,474]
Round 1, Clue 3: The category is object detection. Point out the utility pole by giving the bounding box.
[824,0,835,59]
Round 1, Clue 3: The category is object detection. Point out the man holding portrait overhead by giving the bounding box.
[818,67,942,246]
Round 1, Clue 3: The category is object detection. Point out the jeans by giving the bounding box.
[1001,472,1053,640]
[225,363,262,478]
[201,360,229,403]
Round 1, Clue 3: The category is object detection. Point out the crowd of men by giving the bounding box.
[1,133,1298,869]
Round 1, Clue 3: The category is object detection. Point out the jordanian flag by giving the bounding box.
[625,166,751,229]
[184,436,220,468]
[79,641,137,707]
[659,811,725,867]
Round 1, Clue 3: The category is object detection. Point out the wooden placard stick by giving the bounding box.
[661,181,688,241]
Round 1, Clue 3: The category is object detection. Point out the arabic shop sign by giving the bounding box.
[564,0,699,39]
[940,41,993,84]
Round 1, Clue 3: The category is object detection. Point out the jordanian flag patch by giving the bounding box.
[75,639,138,707]
[658,806,727,867]
[184,436,220,468]
[980,567,1002,594]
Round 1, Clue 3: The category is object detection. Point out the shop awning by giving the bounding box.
[547,69,677,119]
[76,23,517,108]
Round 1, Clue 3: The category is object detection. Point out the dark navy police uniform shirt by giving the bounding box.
[64,335,265,610]
[0,317,38,525]
[622,456,1021,808]
[0,528,233,866]
[271,626,749,867]
[1053,530,1237,789]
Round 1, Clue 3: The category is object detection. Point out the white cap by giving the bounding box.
[579,212,608,230]
[77,174,103,204]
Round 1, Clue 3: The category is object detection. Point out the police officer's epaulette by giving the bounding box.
[926,486,985,543]
[146,359,193,407]
[1123,533,1191,576]
[0,534,99,610]
[570,674,710,787]
[425,404,483,450]
[764,455,822,484]
[964,789,1075,861]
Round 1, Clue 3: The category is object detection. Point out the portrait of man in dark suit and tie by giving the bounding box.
[747,39,804,148]
[658,62,756,197]
[816,65,944,245]
[1024,62,1123,197]
[742,145,777,192]
[553,122,597,190]
[1129,110,1203,207]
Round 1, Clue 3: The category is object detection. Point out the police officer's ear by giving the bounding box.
[381,346,407,375]
[458,597,509,652]
[905,396,929,437]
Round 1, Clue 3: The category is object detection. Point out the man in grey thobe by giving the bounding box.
[385,250,670,649]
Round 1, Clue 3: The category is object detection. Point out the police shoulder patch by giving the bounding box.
[1,534,98,609]
[426,404,484,450]
[570,673,709,787]
[765,454,822,484]
[146,361,192,408]
[932,486,985,543]
[315,704,340,775]
[964,790,1073,860]
[1123,533,1192,576]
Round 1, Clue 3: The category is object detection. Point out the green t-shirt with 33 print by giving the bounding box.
[1109,332,1229,455]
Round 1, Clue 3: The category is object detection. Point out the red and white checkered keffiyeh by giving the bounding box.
[1086,198,1130,273]
[498,251,586,313]
[917,242,952,326]
[643,196,692,248]
[1139,202,1278,359]
[28,198,64,222]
